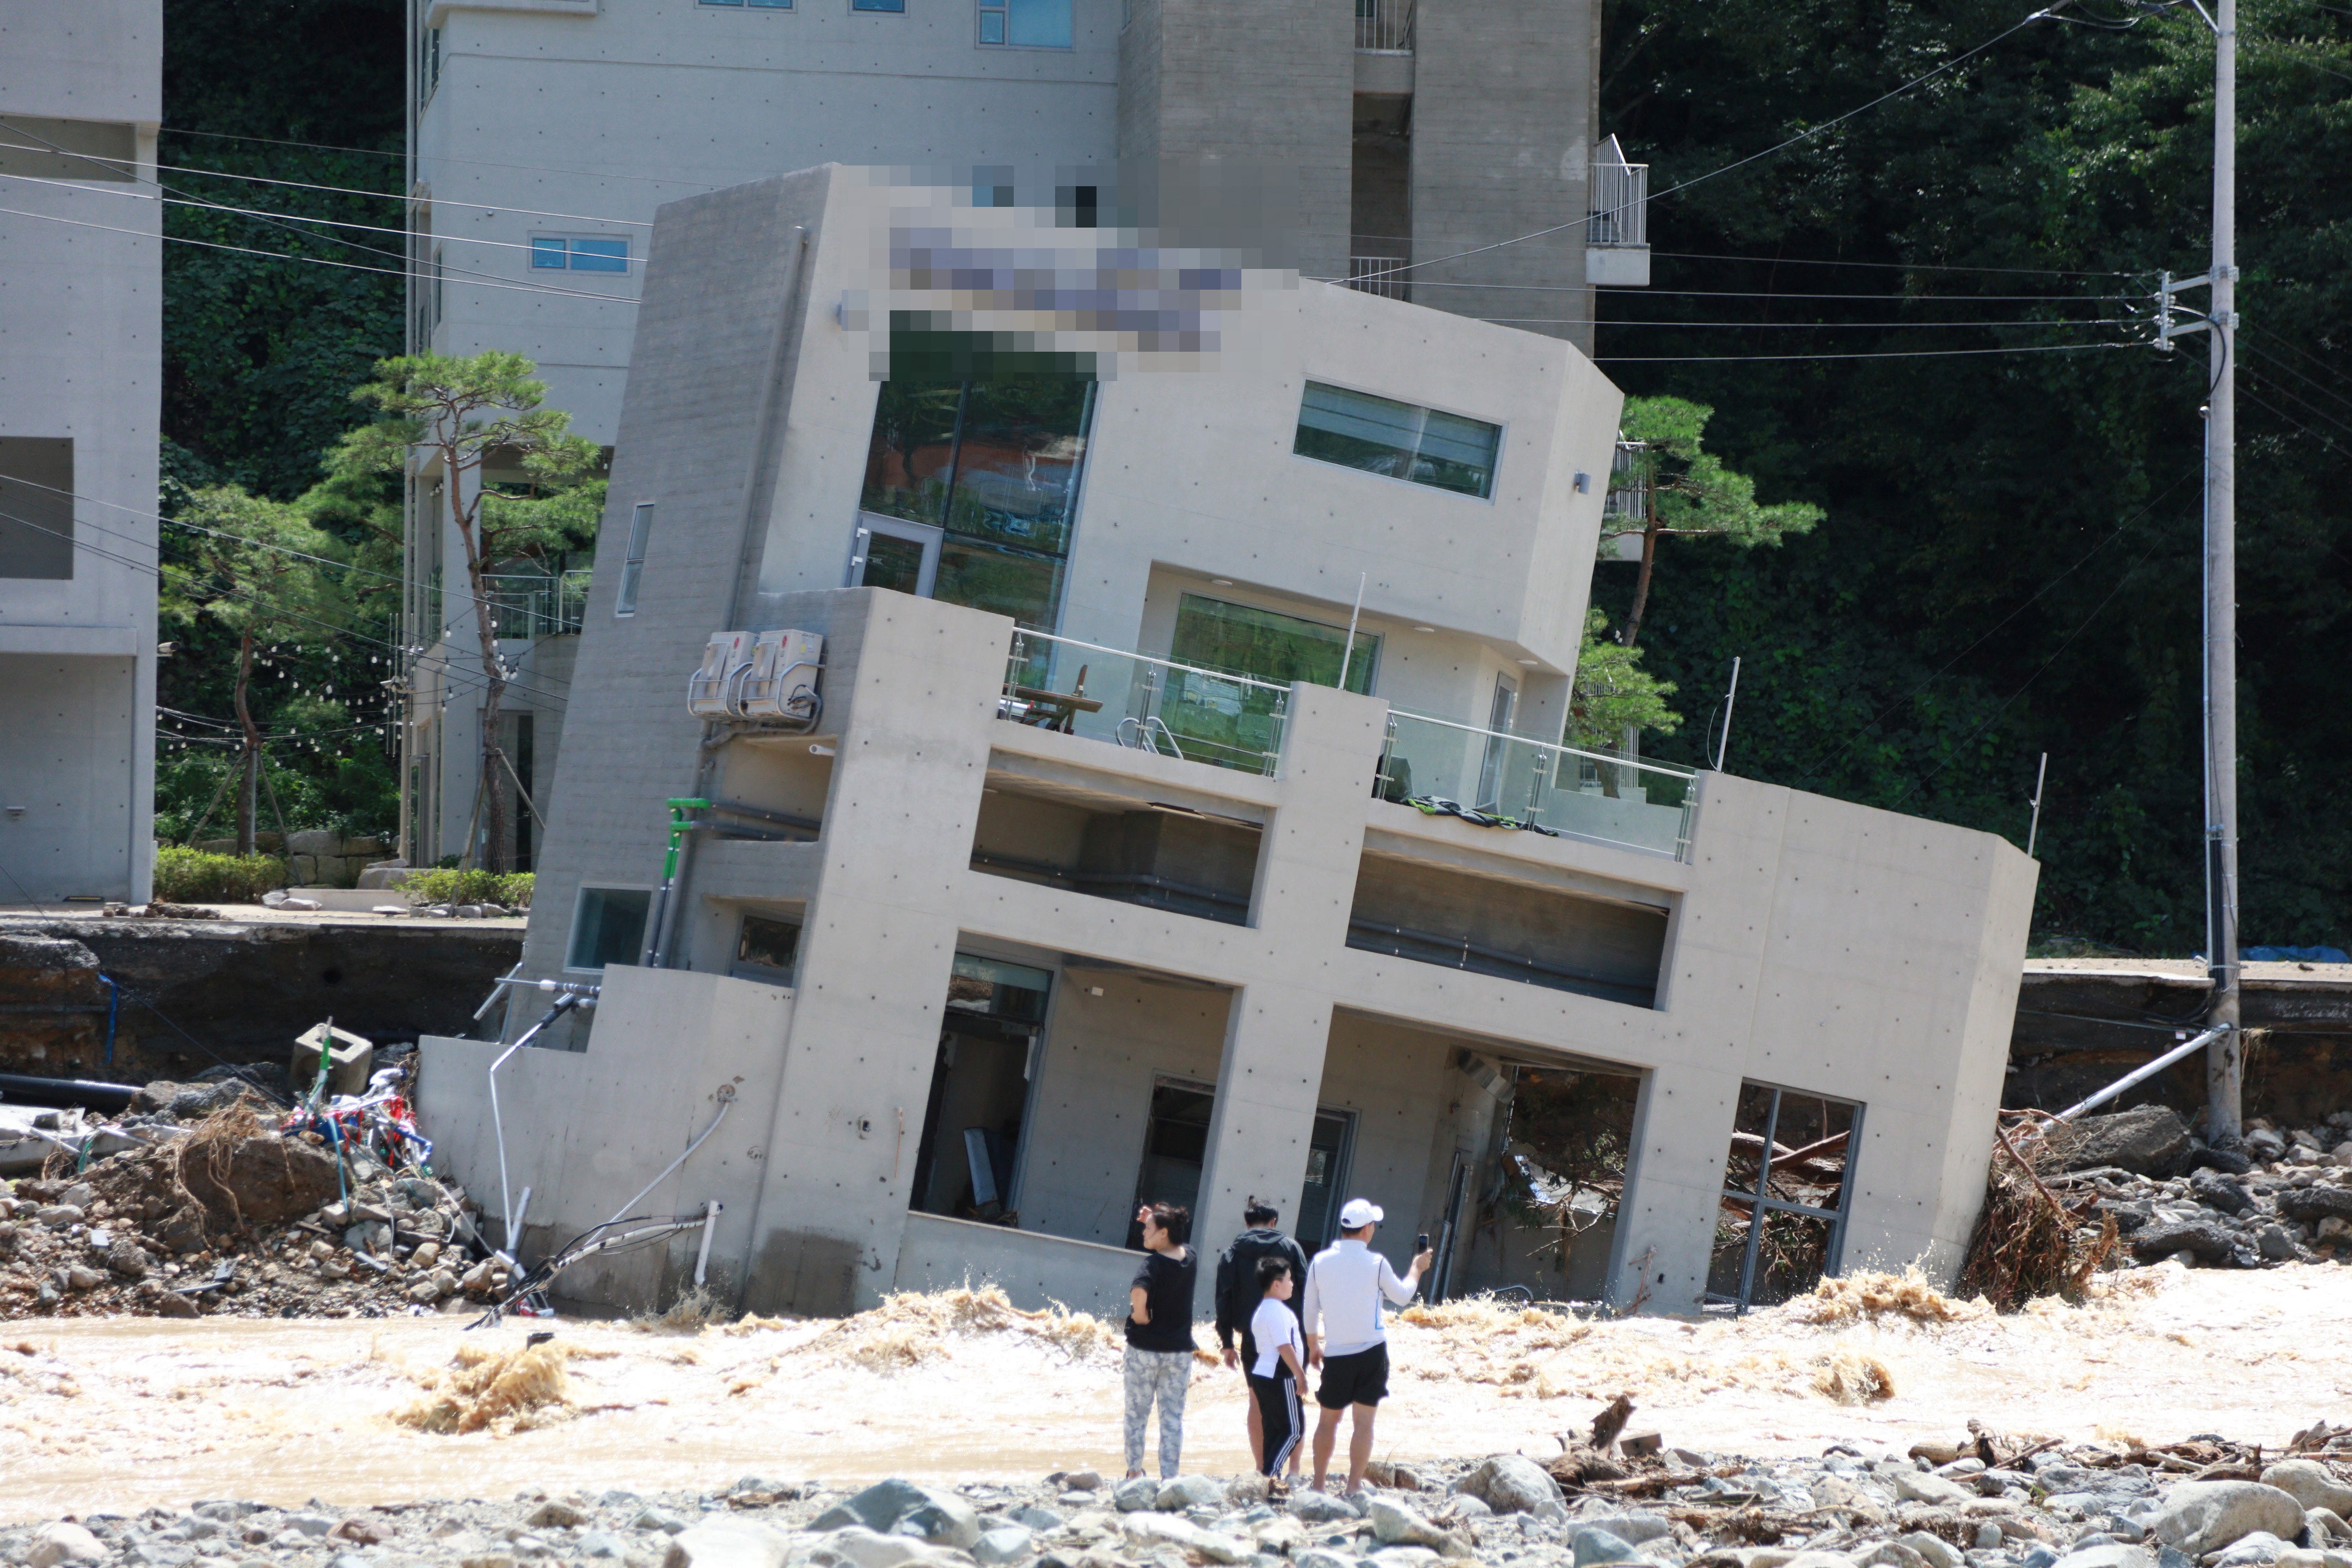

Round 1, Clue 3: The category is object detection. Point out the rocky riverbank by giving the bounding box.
[11,1438,2352,1568]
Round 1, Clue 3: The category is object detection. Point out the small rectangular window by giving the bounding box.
[529,235,632,274]
[978,0,1071,46]
[699,0,747,5]
[1294,381,1501,500]
[568,887,652,971]
[853,0,905,10]
[734,915,803,979]
[615,502,653,616]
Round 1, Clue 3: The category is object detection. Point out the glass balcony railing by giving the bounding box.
[1377,709,1696,861]
[1001,629,1288,776]
[482,569,591,639]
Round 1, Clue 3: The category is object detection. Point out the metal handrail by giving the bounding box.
[1386,706,1697,783]
[1009,628,1295,698]
[1355,0,1414,51]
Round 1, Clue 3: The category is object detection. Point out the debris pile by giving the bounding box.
[10,1422,2352,1568]
[0,1062,513,1320]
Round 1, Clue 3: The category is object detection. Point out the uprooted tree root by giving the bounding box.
[1957,1116,2118,1310]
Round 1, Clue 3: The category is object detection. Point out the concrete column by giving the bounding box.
[1607,1061,1739,1313]
[737,593,1008,1316]
[1191,682,1384,1300]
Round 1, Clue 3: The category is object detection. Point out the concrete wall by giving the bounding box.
[0,0,161,904]
[895,1210,1137,1322]
[1114,0,1354,277]
[1410,0,1602,354]
[418,963,794,1310]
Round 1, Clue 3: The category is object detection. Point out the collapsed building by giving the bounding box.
[416,166,2038,1321]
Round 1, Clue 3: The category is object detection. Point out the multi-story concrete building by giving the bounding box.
[398,0,1647,871]
[0,3,163,905]
[419,167,2032,1323]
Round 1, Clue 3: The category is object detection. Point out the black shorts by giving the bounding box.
[1316,1342,1391,1409]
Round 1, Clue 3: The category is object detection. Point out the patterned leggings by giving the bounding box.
[1122,1347,1193,1478]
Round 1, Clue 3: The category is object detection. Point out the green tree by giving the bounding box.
[1603,396,1824,648]
[166,486,347,854]
[1570,610,1681,774]
[339,352,601,871]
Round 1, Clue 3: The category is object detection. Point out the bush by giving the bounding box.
[402,868,534,909]
[151,847,288,903]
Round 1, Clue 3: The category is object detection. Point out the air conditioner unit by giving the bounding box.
[688,630,757,718]
[738,629,823,719]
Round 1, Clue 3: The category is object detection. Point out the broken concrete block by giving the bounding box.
[664,1520,790,1568]
[292,1021,374,1097]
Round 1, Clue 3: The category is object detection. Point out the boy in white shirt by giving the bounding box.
[1245,1255,1308,1492]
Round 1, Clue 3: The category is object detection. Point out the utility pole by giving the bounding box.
[2204,0,2242,1144]
[2155,0,2239,1140]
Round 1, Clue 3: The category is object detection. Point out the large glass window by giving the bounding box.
[1294,381,1501,500]
[1164,594,1375,763]
[567,887,651,971]
[857,376,1094,632]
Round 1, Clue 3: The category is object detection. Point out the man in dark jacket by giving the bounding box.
[1215,1200,1310,1472]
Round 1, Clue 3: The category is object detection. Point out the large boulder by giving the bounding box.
[2050,1106,2194,1177]
[2144,1483,2308,1555]
[1454,1455,1567,1520]
[665,1521,789,1568]
[2129,1220,2249,1265]
[2261,1462,2352,1518]
[808,1481,979,1553]
[2278,1188,2352,1224]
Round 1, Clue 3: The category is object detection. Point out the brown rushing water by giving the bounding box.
[2,1263,2340,1524]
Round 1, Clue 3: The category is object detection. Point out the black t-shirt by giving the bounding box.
[1126,1246,1197,1352]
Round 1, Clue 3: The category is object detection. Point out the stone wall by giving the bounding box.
[190,833,388,889]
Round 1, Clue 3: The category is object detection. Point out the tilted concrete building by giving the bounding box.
[0,2,162,905]
[398,0,1644,873]
[419,167,2035,1322]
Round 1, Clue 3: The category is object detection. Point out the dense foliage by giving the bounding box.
[156,0,407,843]
[149,847,287,903]
[1596,0,2351,952]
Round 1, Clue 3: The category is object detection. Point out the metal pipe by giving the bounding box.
[0,1073,137,1113]
[488,991,587,1265]
[2049,1024,2231,1125]
[694,1199,721,1289]
[598,1086,735,1233]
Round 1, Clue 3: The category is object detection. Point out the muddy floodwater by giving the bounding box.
[3,1264,2343,1524]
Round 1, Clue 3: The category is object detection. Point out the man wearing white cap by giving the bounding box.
[1298,1197,1433,1494]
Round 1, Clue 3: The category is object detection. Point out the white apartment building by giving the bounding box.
[399,0,1646,872]
[0,3,163,905]
[418,168,2032,1322]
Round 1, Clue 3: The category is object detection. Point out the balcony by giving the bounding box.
[1355,0,1413,52]
[483,568,591,639]
[1377,709,1695,861]
[1346,254,1410,301]
[999,629,1288,776]
[1587,136,1651,289]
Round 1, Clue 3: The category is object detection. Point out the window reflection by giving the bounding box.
[858,376,1094,631]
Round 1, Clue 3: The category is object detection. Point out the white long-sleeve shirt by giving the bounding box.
[1300,1238,1417,1358]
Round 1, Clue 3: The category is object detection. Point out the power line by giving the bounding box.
[1573,315,2122,329]
[0,505,572,715]
[1581,342,2135,362]
[1429,279,2143,301]
[1352,0,2076,283]
[13,478,582,703]
[2240,327,2352,409]
[0,202,641,305]
[0,169,646,266]
[163,124,734,193]
[1891,525,2179,808]
[1644,249,2142,278]
[1793,467,2200,790]
[158,160,654,228]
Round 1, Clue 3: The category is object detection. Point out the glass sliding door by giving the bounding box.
[1165,593,1377,761]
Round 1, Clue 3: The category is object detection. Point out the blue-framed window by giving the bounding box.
[978,0,1071,45]
[530,236,630,273]
[700,0,794,8]
[852,0,905,11]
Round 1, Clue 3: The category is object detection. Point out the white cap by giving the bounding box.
[1338,1198,1383,1229]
